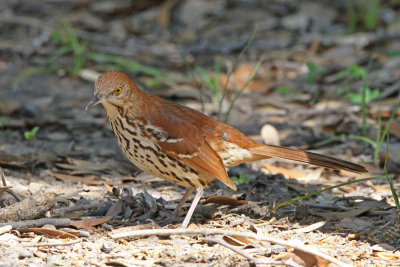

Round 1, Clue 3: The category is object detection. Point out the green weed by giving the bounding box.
[306,61,324,84]
[180,27,261,123]
[336,64,380,135]
[346,0,380,33]
[195,58,222,105]
[274,87,292,95]
[24,126,40,140]
[231,174,251,186]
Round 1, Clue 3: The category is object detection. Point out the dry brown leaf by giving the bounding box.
[0,160,27,169]
[18,228,78,239]
[55,158,112,172]
[222,235,244,246]
[222,235,254,246]
[203,195,247,206]
[388,120,400,138]
[372,251,399,260]
[312,207,370,220]
[0,168,11,198]
[231,63,267,92]
[261,162,307,179]
[52,172,102,185]
[69,216,112,229]
[279,250,331,267]
[121,177,139,183]
[365,180,392,193]
[103,183,114,193]
[284,221,327,234]
[105,200,123,217]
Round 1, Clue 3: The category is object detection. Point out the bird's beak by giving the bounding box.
[85,93,102,111]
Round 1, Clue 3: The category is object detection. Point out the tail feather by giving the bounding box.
[247,145,367,173]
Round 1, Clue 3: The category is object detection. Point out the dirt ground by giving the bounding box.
[0,1,400,266]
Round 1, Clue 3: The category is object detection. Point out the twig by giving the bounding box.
[111,228,350,266]
[22,239,81,247]
[0,218,71,229]
[204,236,295,266]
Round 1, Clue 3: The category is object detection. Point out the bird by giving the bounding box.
[86,71,367,228]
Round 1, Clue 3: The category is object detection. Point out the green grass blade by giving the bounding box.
[384,133,400,210]
[272,175,388,211]
[87,53,162,77]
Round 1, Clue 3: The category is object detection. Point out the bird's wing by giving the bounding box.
[147,109,236,190]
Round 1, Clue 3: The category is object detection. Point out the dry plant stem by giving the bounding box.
[111,228,350,267]
[204,236,293,266]
[22,239,82,247]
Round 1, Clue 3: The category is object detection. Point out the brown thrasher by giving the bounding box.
[86,71,366,228]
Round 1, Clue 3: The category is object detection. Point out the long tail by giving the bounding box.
[247,145,367,173]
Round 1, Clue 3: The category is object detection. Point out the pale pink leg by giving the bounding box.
[181,188,203,229]
[158,188,193,226]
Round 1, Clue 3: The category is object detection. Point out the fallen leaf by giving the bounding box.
[55,158,112,172]
[371,243,396,252]
[284,221,327,234]
[312,207,370,220]
[52,172,103,185]
[203,195,247,206]
[105,200,123,217]
[261,162,307,179]
[18,228,78,239]
[69,216,112,229]
[338,217,374,231]
[103,183,114,193]
[388,120,400,138]
[223,235,254,246]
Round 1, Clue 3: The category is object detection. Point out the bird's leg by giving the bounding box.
[181,188,204,229]
[158,188,193,226]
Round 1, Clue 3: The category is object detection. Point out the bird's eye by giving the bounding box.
[114,87,122,95]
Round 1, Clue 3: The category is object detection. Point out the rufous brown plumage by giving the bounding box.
[86,71,367,228]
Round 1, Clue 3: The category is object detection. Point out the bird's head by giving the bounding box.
[86,71,136,111]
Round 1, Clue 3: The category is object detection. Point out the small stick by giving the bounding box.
[0,218,71,229]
